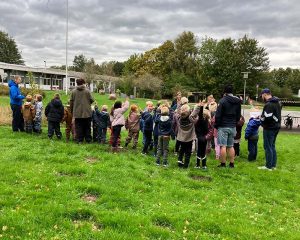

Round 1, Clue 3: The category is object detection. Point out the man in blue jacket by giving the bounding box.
[258,88,281,171]
[8,75,25,132]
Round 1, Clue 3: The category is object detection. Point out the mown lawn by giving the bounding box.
[0,126,299,240]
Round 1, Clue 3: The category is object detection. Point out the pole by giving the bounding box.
[256,84,259,102]
[243,78,246,116]
[65,0,69,95]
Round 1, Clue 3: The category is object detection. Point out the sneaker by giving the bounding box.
[156,163,160,166]
[229,163,234,168]
[174,152,178,156]
[177,160,183,164]
[257,166,272,171]
[272,167,277,170]
[141,152,146,155]
[163,164,168,167]
[194,165,200,169]
[202,166,208,170]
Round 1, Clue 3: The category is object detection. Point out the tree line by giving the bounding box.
[1,30,299,99]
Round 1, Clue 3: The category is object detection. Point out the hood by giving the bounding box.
[24,102,31,108]
[224,95,241,104]
[160,115,170,122]
[8,80,17,87]
[181,111,190,119]
[267,96,279,103]
[51,99,62,107]
[76,85,86,91]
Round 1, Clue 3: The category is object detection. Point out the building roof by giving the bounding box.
[0,62,120,82]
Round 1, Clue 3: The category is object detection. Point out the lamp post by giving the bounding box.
[241,72,250,116]
[65,0,69,95]
[44,60,46,68]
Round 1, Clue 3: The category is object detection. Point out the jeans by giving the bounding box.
[11,104,24,132]
[156,135,170,165]
[98,127,107,143]
[248,138,258,161]
[142,130,152,153]
[112,125,122,147]
[263,129,279,168]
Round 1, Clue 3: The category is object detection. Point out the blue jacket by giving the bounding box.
[141,110,153,131]
[245,118,261,140]
[8,80,25,106]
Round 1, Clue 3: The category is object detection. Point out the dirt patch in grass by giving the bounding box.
[85,156,98,164]
[81,194,98,203]
[190,175,212,182]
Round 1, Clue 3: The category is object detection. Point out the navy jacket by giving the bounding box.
[95,109,110,129]
[245,118,261,140]
[215,94,241,128]
[261,97,281,130]
[8,80,25,106]
[141,110,153,131]
[157,115,172,136]
[45,99,64,123]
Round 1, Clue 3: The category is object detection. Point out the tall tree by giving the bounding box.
[0,31,24,64]
[73,54,87,72]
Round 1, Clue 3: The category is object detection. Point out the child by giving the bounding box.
[125,104,140,149]
[62,101,74,142]
[141,101,154,155]
[110,98,129,153]
[173,104,200,168]
[96,105,110,144]
[234,115,245,157]
[211,115,220,160]
[152,101,161,156]
[245,111,261,161]
[174,97,189,155]
[195,102,211,169]
[45,93,64,139]
[33,94,43,134]
[155,106,173,167]
[92,105,99,142]
[22,94,35,133]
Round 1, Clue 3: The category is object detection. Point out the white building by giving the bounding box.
[0,62,118,93]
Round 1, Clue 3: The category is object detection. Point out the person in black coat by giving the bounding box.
[45,93,64,139]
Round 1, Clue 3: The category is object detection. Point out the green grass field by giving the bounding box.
[0,126,299,239]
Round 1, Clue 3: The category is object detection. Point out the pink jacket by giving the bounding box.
[111,100,129,127]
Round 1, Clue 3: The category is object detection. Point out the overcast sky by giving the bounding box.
[1,0,299,68]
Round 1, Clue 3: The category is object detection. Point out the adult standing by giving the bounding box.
[171,91,181,111]
[215,85,241,168]
[258,88,281,171]
[8,75,25,132]
[70,78,94,143]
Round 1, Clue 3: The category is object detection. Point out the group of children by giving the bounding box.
[20,93,262,169]
[22,94,43,134]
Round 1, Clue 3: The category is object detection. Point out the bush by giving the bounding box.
[0,84,45,98]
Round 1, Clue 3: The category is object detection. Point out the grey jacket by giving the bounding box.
[70,85,94,118]
[174,106,200,142]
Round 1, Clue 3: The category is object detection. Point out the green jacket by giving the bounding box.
[70,85,94,118]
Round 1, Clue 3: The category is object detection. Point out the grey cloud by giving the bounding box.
[0,0,300,68]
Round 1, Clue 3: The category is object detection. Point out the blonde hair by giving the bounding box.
[53,93,60,99]
[161,106,169,115]
[209,102,218,112]
[101,105,108,111]
[181,104,190,113]
[146,101,153,106]
[181,97,188,105]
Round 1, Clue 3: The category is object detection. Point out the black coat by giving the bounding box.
[215,95,241,129]
[261,97,281,130]
[195,107,209,138]
[45,99,64,123]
